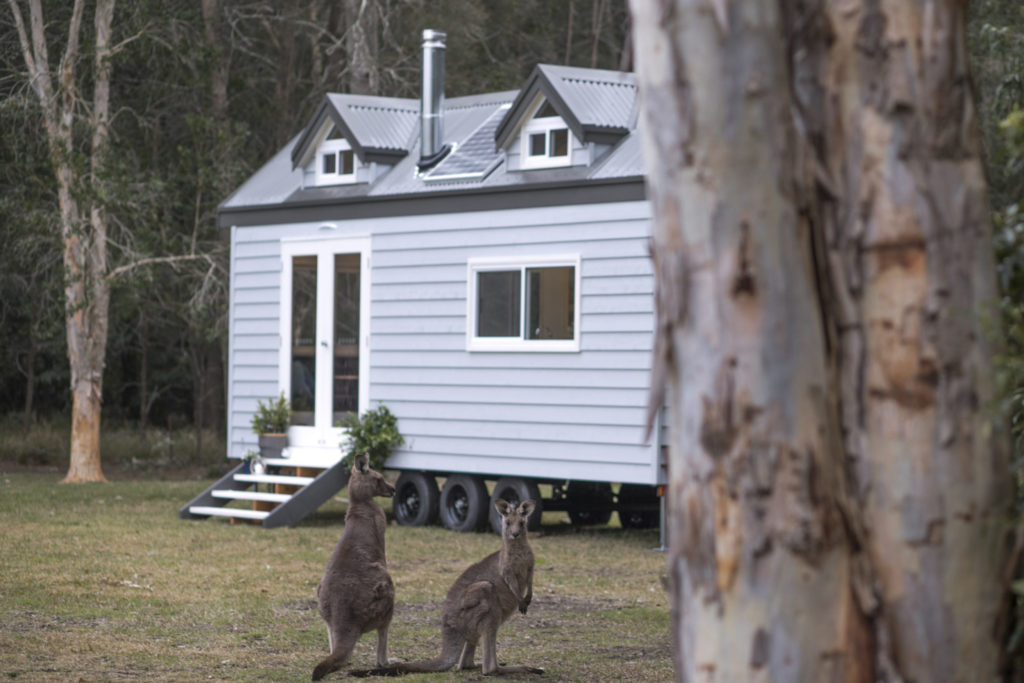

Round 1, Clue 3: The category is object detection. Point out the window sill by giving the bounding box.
[466,338,580,353]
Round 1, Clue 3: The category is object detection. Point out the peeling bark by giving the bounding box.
[631,1,869,680]
[631,0,1010,680]
[819,2,1011,680]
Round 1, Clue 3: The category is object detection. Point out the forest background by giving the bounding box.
[0,0,1020,471]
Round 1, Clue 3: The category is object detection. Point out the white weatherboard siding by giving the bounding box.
[227,200,661,485]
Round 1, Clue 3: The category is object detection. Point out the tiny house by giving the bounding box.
[184,30,664,531]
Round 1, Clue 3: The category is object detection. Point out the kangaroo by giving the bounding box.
[351,498,543,677]
[311,453,396,681]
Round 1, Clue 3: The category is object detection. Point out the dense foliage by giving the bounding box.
[0,0,1019,456]
[340,404,404,472]
[0,1,631,433]
[969,0,1024,458]
[249,393,292,435]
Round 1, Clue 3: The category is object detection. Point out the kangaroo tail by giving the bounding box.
[348,629,463,677]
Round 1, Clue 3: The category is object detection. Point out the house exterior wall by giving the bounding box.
[227,198,661,486]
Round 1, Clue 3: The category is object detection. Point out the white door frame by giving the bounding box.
[279,235,371,462]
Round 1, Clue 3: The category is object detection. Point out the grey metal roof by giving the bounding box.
[324,94,419,153]
[221,65,644,220]
[538,64,636,131]
[494,64,636,149]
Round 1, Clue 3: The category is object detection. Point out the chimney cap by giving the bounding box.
[422,29,446,45]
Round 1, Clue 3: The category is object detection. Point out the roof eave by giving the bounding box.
[217,175,646,229]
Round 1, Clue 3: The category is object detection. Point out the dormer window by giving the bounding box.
[520,101,572,169]
[315,138,357,185]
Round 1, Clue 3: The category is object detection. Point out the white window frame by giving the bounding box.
[519,116,573,169]
[466,254,581,353]
[315,138,357,186]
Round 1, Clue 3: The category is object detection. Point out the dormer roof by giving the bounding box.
[221,65,643,225]
[291,94,419,168]
[494,64,636,150]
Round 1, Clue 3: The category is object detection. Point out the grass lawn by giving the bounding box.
[0,469,672,681]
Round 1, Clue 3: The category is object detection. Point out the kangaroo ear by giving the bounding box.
[353,453,370,473]
[494,498,511,517]
[518,500,536,519]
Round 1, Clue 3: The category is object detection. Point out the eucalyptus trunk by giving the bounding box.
[7,0,117,483]
[820,2,1011,679]
[630,0,1011,680]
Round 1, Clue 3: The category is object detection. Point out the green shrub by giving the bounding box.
[339,404,404,471]
[250,393,291,434]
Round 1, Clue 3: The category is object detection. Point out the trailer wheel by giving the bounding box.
[489,477,542,534]
[618,484,659,529]
[439,475,490,532]
[566,481,613,526]
[393,471,439,527]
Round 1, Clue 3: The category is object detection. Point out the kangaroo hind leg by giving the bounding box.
[312,625,360,681]
[375,623,390,667]
[457,639,478,670]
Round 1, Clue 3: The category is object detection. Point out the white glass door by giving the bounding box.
[279,237,370,462]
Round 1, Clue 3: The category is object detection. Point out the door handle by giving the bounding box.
[320,340,328,348]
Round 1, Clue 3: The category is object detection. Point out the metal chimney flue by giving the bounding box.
[419,29,449,169]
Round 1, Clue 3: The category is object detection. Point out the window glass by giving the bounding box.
[527,266,574,340]
[333,254,360,420]
[322,153,336,175]
[290,256,317,425]
[550,129,569,157]
[536,101,559,118]
[340,150,354,175]
[477,270,521,337]
[529,132,546,157]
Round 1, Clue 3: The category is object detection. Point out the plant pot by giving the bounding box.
[258,433,288,459]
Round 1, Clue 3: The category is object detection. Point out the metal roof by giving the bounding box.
[324,94,419,153]
[221,65,644,220]
[539,64,636,131]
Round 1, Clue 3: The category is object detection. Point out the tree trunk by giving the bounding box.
[629,0,1011,680]
[138,308,149,432]
[7,0,116,484]
[631,2,869,678]
[818,2,1011,679]
[344,0,379,95]
[22,333,37,429]
[201,0,228,120]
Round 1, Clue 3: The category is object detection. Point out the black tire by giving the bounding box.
[439,475,490,532]
[392,471,439,527]
[489,477,542,534]
[566,481,613,526]
[617,484,660,529]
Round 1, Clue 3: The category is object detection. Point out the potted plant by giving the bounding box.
[339,404,405,472]
[251,392,291,460]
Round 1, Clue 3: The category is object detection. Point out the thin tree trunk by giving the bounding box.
[344,0,379,95]
[590,0,605,69]
[7,0,115,483]
[138,308,149,432]
[630,2,869,679]
[201,0,228,119]
[564,1,574,66]
[22,334,36,429]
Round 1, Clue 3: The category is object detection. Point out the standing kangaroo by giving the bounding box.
[311,453,396,681]
[352,498,543,677]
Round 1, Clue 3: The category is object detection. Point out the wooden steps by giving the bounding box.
[179,457,351,528]
[188,505,270,520]
[211,490,292,503]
